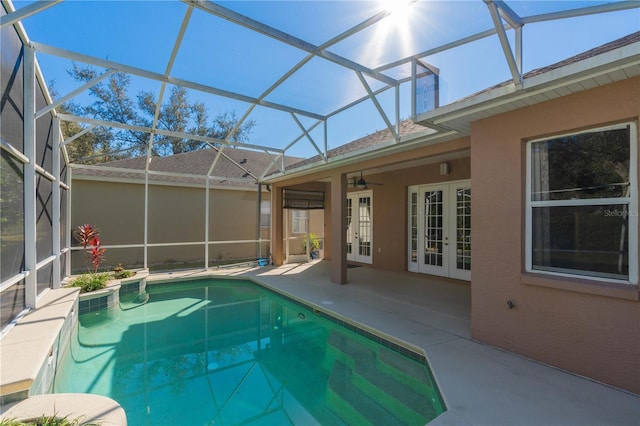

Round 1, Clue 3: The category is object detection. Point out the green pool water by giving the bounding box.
[54,279,445,425]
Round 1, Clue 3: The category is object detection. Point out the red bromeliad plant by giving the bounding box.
[89,236,106,273]
[76,224,99,250]
[75,224,106,273]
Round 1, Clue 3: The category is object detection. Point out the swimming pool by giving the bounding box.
[54,278,445,425]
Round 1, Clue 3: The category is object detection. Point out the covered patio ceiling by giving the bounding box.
[2,0,639,184]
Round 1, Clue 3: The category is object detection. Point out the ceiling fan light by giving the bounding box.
[357,178,367,189]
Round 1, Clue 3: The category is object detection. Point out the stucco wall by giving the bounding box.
[471,77,640,393]
[71,179,262,270]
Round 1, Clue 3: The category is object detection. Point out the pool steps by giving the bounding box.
[325,330,441,424]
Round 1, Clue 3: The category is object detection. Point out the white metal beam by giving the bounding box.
[70,162,259,184]
[493,0,522,28]
[374,28,499,74]
[143,169,149,269]
[66,167,72,276]
[355,71,399,142]
[485,0,522,86]
[30,41,325,120]
[522,1,640,24]
[61,124,96,146]
[282,119,324,153]
[290,113,324,159]
[0,0,62,29]
[73,145,141,163]
[205,178,210,269]
[229,0,407,176]
[145,5,194,172]
[259,152,285,179]
[52,117,61,288]
[56,113,284,153]
[23,45,37,308]
[59,125,98,145]
[186,0,398,86]
[35,70,116,119]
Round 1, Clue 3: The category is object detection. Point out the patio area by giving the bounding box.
[153,261,640,425]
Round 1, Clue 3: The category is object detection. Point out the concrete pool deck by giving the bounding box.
[153,260,640,425]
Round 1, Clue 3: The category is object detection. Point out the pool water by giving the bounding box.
[54,279,445,425]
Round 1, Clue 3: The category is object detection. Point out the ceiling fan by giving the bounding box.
[349,171,383,189]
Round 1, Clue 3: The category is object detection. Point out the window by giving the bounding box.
[292,210,307,234]
[260,200,271,228]
[526,123,638,284]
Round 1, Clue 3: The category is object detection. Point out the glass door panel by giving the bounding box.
[420,186,448,276]
[358,195,372,258]
[346,191,372,264]
[451,185,471,281]
[409,181,470,280]
[346,197,353,258]
[424,190,444,267]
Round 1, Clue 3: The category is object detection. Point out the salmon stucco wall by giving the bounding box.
[471,77,640,393]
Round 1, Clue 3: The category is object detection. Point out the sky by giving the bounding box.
[10,0,640,160]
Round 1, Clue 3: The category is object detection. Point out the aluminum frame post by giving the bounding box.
[66,168,72,276]
[23,45,37,307]
[205,178,210,269]
[52,116,61,288]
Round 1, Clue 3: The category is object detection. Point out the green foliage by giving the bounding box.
[0,414,98,425]
[302,233,321,251]
[68,273,110,293]
[113,263,134,280]
[58,65,256,162]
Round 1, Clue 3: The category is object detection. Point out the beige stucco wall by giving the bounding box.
[471,76,640,394]
[71,179,263,271]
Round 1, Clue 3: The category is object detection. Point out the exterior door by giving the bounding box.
[347,191,373,264]
[408,181,471,280]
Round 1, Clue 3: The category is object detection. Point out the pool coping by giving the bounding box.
[1,394,126,425]
[0,272,147,421]
[0,287,79,402]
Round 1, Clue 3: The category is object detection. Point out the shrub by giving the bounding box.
[302,233,321,252]
[0,414,97,425]
[68,272,110,293]
[113,263,134,280]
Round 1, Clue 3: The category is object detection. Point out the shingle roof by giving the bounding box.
[284,120,429,170]
[73,147,303,188]
[474,31,640,96]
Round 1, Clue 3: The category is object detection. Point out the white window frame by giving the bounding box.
[525,122,638,285]
[291,210,308,234]
[260,200,271,229]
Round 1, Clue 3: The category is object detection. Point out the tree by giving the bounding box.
[137,86,255,155]
[59,65,255,160]
[49,81,104,164]
[66,65,149,158]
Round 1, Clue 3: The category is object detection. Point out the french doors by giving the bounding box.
[346,191,373,264]
[408,181,471,280]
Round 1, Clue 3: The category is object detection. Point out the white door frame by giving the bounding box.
[347,191,373,264]
[408,180,471,280]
